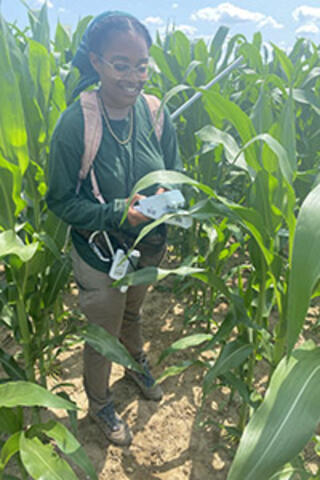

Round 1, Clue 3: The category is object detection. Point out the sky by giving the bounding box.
[2,0,320,49]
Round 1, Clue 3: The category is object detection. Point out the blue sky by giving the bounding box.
[3,0,320,49]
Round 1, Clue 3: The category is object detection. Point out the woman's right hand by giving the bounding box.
[127,193,150,226]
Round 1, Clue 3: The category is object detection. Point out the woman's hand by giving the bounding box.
[127,193,150,226]
[155,187,168,195]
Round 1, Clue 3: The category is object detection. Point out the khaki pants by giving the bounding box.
[71,245,165,413]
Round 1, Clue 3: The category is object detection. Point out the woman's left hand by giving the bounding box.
[127,193,150,226]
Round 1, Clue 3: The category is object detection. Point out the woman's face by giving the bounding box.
[91,30,149,109]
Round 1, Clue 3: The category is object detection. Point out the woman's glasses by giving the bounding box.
[98,57,149,80]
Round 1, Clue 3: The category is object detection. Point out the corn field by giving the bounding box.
[0,3,320,479]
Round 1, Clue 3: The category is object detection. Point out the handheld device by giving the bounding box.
[109,248,141,293]
[135,189,192,229]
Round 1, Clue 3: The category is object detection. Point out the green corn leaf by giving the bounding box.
[70,15,92,56]
[0,231,38,262]
[0,17,29,216]
[0,407,22,435]
[209,26,230,67]
[0,432,20,470]
[287,183,320,353]
[269,458,311,480]
[81,324,142,373]
[130,211,192,249]
[28,2,50,49]
[31,421,98,480]
[202,90,260,171]
[227,345,320,480]
[196,125,248,171]
[0,167,15,229]
[250,85,274,134]
[43,255,72,308]
[271,44,294,83]
[49,75,67,136]
[156,361,196,384]
[0,349,27,380]
[158,334,213,364]
[28,39,51,116]
[115,265,204,288]
[0,16,29,175]
[121,169,215,224]
[149,44,177,83]
[234,133,293,184]
[20,433,77,480]
[171,30,191,69]
[0,382,77,410]
[54,21,71,57]
[203,341,253,395]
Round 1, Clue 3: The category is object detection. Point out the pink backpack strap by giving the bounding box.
[78,90,103,184]
[77,91,164,202]
[142,93,164,143]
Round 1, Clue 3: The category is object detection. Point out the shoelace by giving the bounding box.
[136,354,155,388]
[98,402,120,431]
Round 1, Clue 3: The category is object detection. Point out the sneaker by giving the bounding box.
[89,401,132,446]
[126,353,163,401]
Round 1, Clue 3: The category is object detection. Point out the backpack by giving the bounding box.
[76,89,165,199]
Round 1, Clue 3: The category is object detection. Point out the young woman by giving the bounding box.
[47,12,182,446]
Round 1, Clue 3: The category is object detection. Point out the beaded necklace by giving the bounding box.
[98,92,133,145]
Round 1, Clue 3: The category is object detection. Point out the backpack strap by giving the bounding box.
[142,93,164,144]
[78,90,102,190]
[78,91,164,198]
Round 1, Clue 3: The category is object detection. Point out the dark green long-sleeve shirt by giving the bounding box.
[47,93,182,271]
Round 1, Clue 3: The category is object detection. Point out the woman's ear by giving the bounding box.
[89,51,101,74]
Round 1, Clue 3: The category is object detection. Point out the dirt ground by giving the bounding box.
[47,281,237,480]
[1,269,319,479]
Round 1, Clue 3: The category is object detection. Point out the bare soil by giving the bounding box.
[1,266,319,479]
[47,281,237,480]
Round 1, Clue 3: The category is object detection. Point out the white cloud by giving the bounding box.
[191,2,283,29]
[172,3,179,8]
[292,6,320,22]
[144,16,164,26]
[259,16,283,30]
[35,0,54,7]
[296,23,320,34]
[176,24,198,36]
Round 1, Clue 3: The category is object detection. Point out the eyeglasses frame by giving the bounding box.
[98,57,150,79]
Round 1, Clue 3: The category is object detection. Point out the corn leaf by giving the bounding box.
[0,231,38,262]
[20,433,77,480]
[81,324,142,373]
[227,345,320,480]
[203,341,253,395]
[31,421,98,480]
[287,183,320,353]
[158,334,213,364]
[0,382,77,410]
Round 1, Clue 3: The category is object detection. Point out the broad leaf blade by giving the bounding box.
[158,333,213,364]
[20,433,77,480]
[0,432,20,469]
[227,346,320,480]
[34,421,98,480]
[0,381,77,410]
[81,324,142,372]
[203,341,253,395]
[287,183,320,353]
[0,231,38,262]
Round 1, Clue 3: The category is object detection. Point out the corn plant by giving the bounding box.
[0,381,97,479]
[125,31,320,478]
[0,6,143,478]
[2,4,320,478]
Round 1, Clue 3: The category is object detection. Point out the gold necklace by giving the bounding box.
[98,93,133,145]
